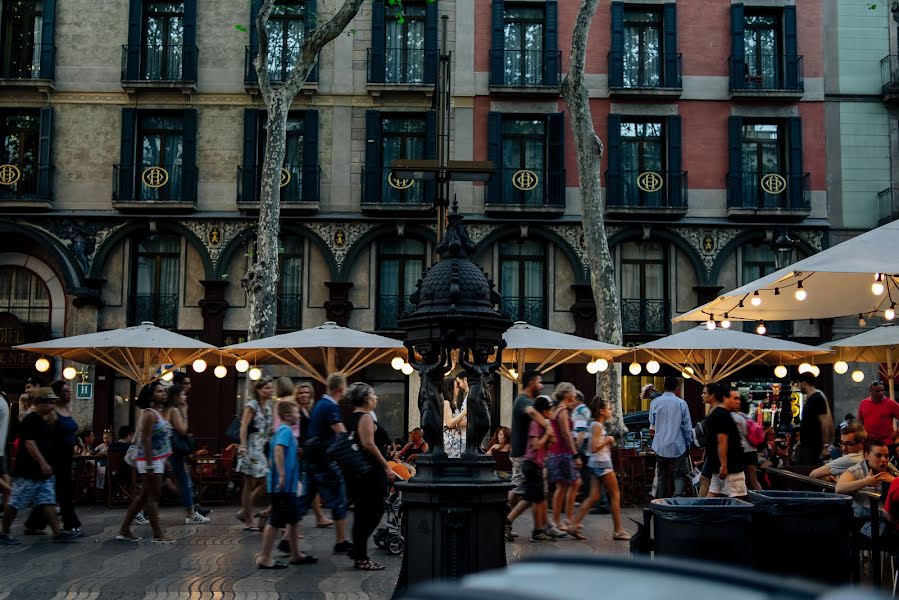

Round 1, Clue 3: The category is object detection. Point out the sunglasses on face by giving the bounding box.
[840,439,861,447]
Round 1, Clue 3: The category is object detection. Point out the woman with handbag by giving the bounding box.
[345,382,395,571]
[166,385,209,524]
[236,377,274,530]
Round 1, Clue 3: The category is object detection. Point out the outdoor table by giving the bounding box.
[72,454,102,504]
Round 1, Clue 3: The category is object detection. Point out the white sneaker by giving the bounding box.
[546,525,568,538]
[186,513,210,524]
[134,512,149,526]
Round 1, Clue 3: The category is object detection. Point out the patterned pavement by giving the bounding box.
[0,504,637,600]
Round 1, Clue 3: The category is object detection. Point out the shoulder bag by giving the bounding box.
[326,431,371,478]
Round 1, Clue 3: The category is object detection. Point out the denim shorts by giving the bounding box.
[9,476,56,510]
[591,460,614,478]
[546,453,577,485]
[297,461,348,521]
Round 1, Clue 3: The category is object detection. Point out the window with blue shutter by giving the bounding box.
[666,115,683,208]
[0,109,50,201]
[240,108,259,202]
[247,0,316,85]
[370,0,386,83]
[609,2,624,88]
[662,4,678,87]
[124,0,197,83]
[783,5,799,90]
[39,0,56,80]
[0,0,56,79]
[117,108,137,200]
[606,114,622,205]
[116,110,195,203]
[302,110,319,202]
[489,0,504,85]
[383,1,429,84]
[380,114,428,204]
[729,3,745,90]
[489,113,561,207]
[544,0,558,86]
[726,115,743,208]
[364,110,382,203]
[37,107,53,200]
[546,112,564,207]
[787,117,805,210]
[181,108,198,203]
[487,111,502,201]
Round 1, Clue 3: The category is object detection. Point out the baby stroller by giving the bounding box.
[373,488,405,555]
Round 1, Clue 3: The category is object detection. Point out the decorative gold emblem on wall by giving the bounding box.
[0,164,21,186]
[207,226,222,248]
[388,172,414,190]
[760,173,786,195]
[142,166,169,188]
[637,171,663,193]
[511,169,539,191]
[280,168,291,187]
[333,228,347,248]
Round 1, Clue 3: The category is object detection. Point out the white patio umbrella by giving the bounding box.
[673,220,899,324]
[222,321,405,385]
[498,321,628,384]
[631,326,831,385]
[15,321,222,385]
[822,324,899,399]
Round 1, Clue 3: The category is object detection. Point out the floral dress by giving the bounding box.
[236,398,272,478]
[443,404,466,459]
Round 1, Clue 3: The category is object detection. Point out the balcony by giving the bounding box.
[121,44,198,92]
[0,43,55,89]
[604,169,688,219]
[237,164,320,214]
[484,167,565,216]
[622,298,669,337]
[728,54,803,99]
[881,56,899,103]
[366,47,437,94]
[501,297,545,329]
[277,293,302,331]
[608,51,682,97]
[0,164,53,210]
[726,170,810,219]
[132,293,178,329]
[243,46,317,92]
[489,49,561,94]
[112,163,197,212]
[377,294,414,331]
[361,166,433,214]
[878,188,899,225]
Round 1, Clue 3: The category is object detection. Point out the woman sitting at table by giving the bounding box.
[486,426,512,479]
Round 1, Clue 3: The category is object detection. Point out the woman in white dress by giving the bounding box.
[443,375,468,458]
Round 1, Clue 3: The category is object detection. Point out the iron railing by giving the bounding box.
[489,49,562,87]
[729,53,803,92]
[605,169,687,210]
[237,164,320,204]
[277,293,302,330]
[362,166,431,206]
[487,167,566,208]
[878,188,899,225]
[113,163,197,202]
[121,43,198,82]
[132,293,178,329]
[726,170,810,212]
[501,297,546,328]
[377,294,415,330]
[244,46,318,85]
[621,298,669,335]
[608,51,682,89]
[367,46,437,84]
[0,165,53,201]
[881,55,899,96]
[0,43,55,80]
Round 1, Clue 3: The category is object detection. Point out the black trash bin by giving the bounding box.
[749,490,853,583]
[650,497,754,565]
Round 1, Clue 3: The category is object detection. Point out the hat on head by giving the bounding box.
[30,387,58,403]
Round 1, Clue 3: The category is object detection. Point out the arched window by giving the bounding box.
[0,266,49,324]
[377,238,425,330]
[499,239,546,328]
[278,236,303,330]
[131,233,180,328]
[619,240,669,336]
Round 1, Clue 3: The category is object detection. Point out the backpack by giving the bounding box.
[744,416,766,447]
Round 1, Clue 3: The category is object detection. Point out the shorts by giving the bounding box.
[136,458,167,474]
[510,457,526,496]
[743,451,758,468]
[520,460,545,503]
[297,461,348,521]
[9,476,56,510]
[591,460,615,478]
[269,492,299,529]
[546,454,576,485]
[0,454,7,477]
[708,472,748,498]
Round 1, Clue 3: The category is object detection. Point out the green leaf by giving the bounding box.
[397,15,405,25]
[234,24,248,32]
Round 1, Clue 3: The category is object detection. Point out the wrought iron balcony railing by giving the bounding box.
[0,43,55,80]
[621,298,669,336]
[729,53,803,92]
[113,163,197,203]
[367,46,437,84]
[489,49,562,87]
[726,170,810,212]
[608,50,682,89]
[237,164,320,204]
[132,293,178,329]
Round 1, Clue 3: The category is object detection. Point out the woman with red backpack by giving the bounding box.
[725,390,765,491]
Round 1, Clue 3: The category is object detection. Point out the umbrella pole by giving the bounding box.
[889,348,895,401]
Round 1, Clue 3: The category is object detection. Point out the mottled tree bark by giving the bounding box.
[561,0,625,434]
[243,0,366,340]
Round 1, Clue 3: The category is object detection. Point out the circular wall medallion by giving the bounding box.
[0,164,21,186]
[280,168,291,187]
[760,173,787,195]
[141,166,169,188]
[511,169,539,191]
[636,171,664,193]
[388,172,414,190]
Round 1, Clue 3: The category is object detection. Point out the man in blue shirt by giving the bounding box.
[649,376,693,498]
[296,372,352,554]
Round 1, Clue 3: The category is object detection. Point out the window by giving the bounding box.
[278,236,303,330]
[487,112,565,208]
[621,120,663,205]
[363,111,434,206]
[623,9,661,88]
[138,114,183,201]
[490,0,558,87]
[744,12,780,89]
[0,111,38,198]
[740,245,788,336]
[267,1,304,83]
[500,239,546,328]
[0,0,49,79]
[730,5,800,92]
[0,266,49,325]
[385,1,425,83]
[377,238,425,330]
[619,241,668,336]
[132,233,180,328]
[142,2,184,80]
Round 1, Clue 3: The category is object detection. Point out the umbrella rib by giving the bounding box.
[84,348,142,384]
[342,347,368,372]
[716,351,770,383]
[342,348,379,374]
[535,349,564,373]
[343,348,393,376]
[281,348,327,385]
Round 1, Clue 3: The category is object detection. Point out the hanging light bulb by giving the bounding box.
[774,365,788,379]
[873,274,885,296]
[34,357,50,372]
[756,321,767,335]
[235,359,250,373]
[586,360,600,374]
[62,366,77,380]
[401,362,414,376]
[508,368,518,381]
[192,359,207,373]
[751,291,762,306]
[390,356,405,371]
[684,366,694,375]
[798,362,812,374]
[595,358,609,372]
[721,319,731,329]
[810,365,821,377]
[646,360,661,374]
[628,362,642,376]
[681,370,692,380]
[706,319,716,331]
[214,365,228,379]
[794,281,807,302]
[162,370,174,382]
[248,367,262,381]
[859,315,867,328]
[886,304,896,321]
[834,360,849,375]
[851,370,865,383]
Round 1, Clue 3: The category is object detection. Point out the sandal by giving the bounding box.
[316,519,334,528]
[235,513,247,524]
[151,537,175,544]
[243,526,263,533]
[613,531,631,541]
[289,554,318,565]
[354,559,385,571]
[569,530,588,541]
[257,560,288,569]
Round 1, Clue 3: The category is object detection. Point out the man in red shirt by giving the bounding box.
[858,381,899,448]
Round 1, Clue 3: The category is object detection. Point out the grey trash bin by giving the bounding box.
[650,497,754,565]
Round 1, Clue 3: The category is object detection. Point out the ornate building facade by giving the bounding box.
[0,0,831,447]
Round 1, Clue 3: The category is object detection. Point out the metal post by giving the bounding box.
[436,15,451,241]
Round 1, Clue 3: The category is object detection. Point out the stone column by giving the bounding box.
[569,283,597,339]
[199,280,229,345]
[324,282,354,327]
[198,280,232,451]
[693,285,723,307]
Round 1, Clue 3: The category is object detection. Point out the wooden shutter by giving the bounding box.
[609,2,624,88]
[247,0,261,84]
[364,110,382,203]
[546,112,564,206]
[181,109,198,203]
[666,115,683,208]
[544,0,558,86]
[727,116,743,207]
[487,112,503,202]
[40,0,56,79]
[606,114,622,205]
[730,4,745,89]
[305,0,318,82]
[783,5,799,89]
[787,117,804,210]
[182,0,197,82]
[37,107,53,199]
[302,110,319,202]
[118,108,137,200]
[662,3,678,87]
[241,109,259,202]
[424,0,438,84]
[370,0,386,83]
[490,0,504,85]
[125,0,142,80]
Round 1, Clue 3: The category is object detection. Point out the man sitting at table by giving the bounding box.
[810,422,866,482]
[836,439,894,518]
